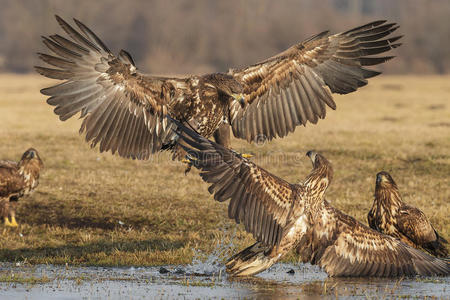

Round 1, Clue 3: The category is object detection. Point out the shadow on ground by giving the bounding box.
[17,193,162,230]
[0,238,186,263]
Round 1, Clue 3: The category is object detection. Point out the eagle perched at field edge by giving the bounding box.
[36,16,401,160]
[0,148,43,227]
[173,120,449,277]
[368,171,449,257]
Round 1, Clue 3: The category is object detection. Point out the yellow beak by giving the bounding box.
[232,93,246,107]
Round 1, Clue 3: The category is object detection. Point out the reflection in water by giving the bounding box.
[0,262,448,299]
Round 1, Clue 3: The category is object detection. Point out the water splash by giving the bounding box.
[181,227,237,277]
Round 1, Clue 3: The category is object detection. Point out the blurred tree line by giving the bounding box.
[0,0,449,74]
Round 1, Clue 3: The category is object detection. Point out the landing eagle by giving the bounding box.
[368,171,448,257]
[36,16,401,159]
[173,120,449,277]
[0,148,43,227]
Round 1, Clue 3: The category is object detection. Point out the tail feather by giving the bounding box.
[226,242,277,276]
[438,233,448,245]
[424,234,449,258]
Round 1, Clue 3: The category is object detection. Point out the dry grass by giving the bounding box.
[0,74,449,266]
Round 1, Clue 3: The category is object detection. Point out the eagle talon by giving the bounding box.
[9,216,18,227]
[181,158,193,175]
[184,163,193,175]
[4,217,15,227]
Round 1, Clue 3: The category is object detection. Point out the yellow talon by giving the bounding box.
[4,217,13,227]
[181,158,191,164]
[9,216,18,227]
[241,153,254,159]
[181,158,193,175]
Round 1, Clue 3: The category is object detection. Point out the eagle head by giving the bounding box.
[224,81,245,107]
[209,73,245,107]
[306,150,317,165]
[20,148,44,169]
[307,150,331,172]
[375,171,402,207]
[375,171,397,188]
[305,150,333,193]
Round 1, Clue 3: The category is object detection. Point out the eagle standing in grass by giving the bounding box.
[36,16,401,161]
[173,120,449,277]
[368,171,449,257]
[0,148,43,227]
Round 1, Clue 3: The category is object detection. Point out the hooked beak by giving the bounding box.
[232,93,245,108]
[306,150,317,165]
[376,173,383,184]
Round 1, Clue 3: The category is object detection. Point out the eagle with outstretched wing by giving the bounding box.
[368,171,449,258]
[36,16,401,160]
[0,148,43,227]
[173,120,449,277]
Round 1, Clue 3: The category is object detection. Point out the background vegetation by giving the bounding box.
[0,0,450,74]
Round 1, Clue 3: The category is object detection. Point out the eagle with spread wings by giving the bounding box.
[368,171,448,258]
[173,120,449,277]
[36,16,401,160]
[0,148,43,227]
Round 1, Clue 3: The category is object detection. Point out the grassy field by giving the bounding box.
[0,74,449,267]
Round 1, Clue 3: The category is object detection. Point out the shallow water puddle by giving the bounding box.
[0,262,448,299]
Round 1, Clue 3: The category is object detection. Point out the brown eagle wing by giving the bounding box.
[36,16,177,160]
[367,205,378,231]
[396,205,438,245]
[229,21,401,142]
[0,160,18,169]
[173,119,296,247]
[311,202,449,277]
[0,162,23,198]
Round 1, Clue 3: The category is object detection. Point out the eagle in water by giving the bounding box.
[36,16,401,160]
[0,148,43,227]
[172,120,449,277]
[368,171,448,258]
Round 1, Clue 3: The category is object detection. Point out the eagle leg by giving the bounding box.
[181,158,193,175]
[213,123,254,158]
[9,216,18,227]
[213,123,231,148]
[8,200,18,227]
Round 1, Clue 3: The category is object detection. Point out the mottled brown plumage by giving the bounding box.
[368,171,448,257]
[0,148,43,227]
[173,120,449,277]
[36,16,401,160]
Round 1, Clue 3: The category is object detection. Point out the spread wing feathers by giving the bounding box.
[314,203,449,277]
[35,15,175,159]
[396,205,448,257]
[229,20,401,142]
[172,118,295,247]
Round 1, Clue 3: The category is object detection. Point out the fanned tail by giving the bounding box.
[226,242,277,276]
